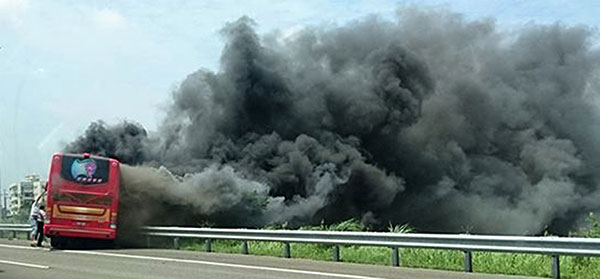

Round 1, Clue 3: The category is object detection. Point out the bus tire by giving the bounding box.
[50,237,64,249]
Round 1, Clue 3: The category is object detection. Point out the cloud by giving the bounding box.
[280,24,305,40]
[0,0,27,24]
[91,8,126,29]
[0,0,26,12]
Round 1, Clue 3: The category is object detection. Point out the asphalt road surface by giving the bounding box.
[0,239,538,279]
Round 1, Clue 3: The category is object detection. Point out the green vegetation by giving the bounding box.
[575,213,600,238]
[178,218,600,279]
[0,200,33,224]
[0,201,33,240]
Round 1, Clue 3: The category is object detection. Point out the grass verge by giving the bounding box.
[178,239,600,279]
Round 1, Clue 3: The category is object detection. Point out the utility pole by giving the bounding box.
[0,191,4,219]
[0,190,6,220]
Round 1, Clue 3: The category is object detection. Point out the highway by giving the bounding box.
[0,239,538,279]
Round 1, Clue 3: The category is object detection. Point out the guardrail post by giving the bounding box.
[241,241,249,255]
[205,239,212,253]
[552,255,560,279]
[12,231,16,239]
[463,250,473,272]
[332,245,340,262]
[173,237,180,250]
[391,247,400,267]
[283,242,291,258]
[146,236,151,248]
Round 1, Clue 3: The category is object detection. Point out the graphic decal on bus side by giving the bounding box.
[71,158,101,183]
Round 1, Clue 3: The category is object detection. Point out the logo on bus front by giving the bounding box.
[71,158,101,184]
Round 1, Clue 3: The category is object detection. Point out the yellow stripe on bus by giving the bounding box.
[52,205,110,222]
[58,205,106,215]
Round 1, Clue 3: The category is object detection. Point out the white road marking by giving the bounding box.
[0,243,51,251]
[0,243,38,250]
[63,250,386,279]
[0,259,50,269]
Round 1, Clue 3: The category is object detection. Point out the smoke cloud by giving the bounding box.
[66,8,600,235]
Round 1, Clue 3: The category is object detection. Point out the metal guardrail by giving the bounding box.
[142,226,600,279]
[3,223,599,279]
[0,223,32,240]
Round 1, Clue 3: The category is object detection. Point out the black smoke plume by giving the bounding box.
[66,9,600,235]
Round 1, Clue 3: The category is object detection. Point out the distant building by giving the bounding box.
[7,174,46,217]
[28,174,46,205]
[8,182,24,216]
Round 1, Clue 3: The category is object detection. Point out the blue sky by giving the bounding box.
[0,0,599,191]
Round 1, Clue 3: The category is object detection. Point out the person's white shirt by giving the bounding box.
[36,209,46,222]
[29,203,39,237]
[29,203,39,221]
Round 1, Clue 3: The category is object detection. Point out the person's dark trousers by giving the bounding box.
[35,222,44,246]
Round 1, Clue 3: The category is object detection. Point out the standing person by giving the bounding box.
[30,183,47,245]
[29,202,39,240]
[34,205,46,247]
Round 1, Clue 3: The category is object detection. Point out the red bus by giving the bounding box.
[44,152,120,248]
